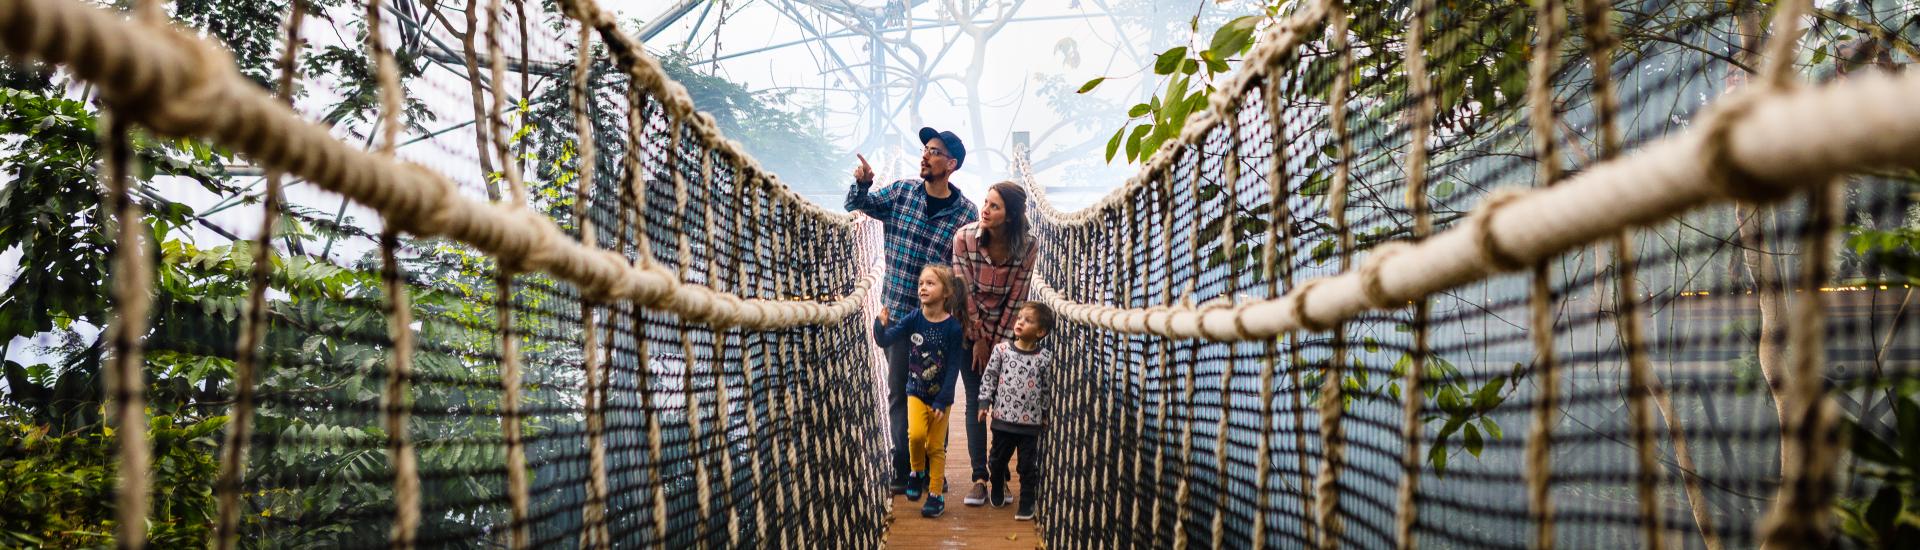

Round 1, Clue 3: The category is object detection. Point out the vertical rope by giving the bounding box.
[766,200,796,547]
[1756,0,1843,545]
[667,113,717,544]
[1173,152,1204,550]
[1312,3,1355,546]
[215,2,306,547]
[736,172,769,545]
[475,3,529,547]
[568,21,613,550]
[104,3,174,546]
[364,0,426,546]
[495,269,529,550]
[103,112,152,550]
[1212,114,1243,550]
[700,152,742,545]
[1570,1,1674,547]
[1150,168,1175,545]
[486,0,525,203]
[1394,1,1437,547]
[1122,193,1146,547]
[1522,1,1568,547]
[378,232,421,550]
[1254,73,1285,550]
[1268,67,1319,546]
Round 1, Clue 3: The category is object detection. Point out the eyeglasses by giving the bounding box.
[922,147,951,159]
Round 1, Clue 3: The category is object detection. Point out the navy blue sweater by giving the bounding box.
[873,310,966,409]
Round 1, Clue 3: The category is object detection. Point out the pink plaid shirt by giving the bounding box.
[952,222,1038,345]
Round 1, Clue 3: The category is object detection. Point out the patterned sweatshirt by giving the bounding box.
[978,342,1053,429]
[873,310,967,410]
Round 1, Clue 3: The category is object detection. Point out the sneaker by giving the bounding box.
[963,481,989,506]
[921,495,946,518]
[904,472,924,502]
[989,482,1007,508]
[1014,498,1035,521]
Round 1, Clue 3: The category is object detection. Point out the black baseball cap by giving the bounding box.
[918,127,966,169]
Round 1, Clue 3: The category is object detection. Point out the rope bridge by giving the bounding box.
[2,0,1919,549]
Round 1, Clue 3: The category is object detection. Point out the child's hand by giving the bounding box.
[929,407,948,425]
[978,408,992,423]
[877,308,891,325]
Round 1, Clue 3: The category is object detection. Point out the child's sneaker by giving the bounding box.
[904,472,924,502]
[989,482,1007,508]
[921,495,946,518]
[1014,498,1035,521]
[963,481,989,506]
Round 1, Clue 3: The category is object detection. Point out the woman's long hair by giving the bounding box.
[982,181,1030,257]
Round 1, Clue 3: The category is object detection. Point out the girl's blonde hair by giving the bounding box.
[921,264,968,327]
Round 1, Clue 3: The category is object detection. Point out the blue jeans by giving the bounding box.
[956,354,989,483]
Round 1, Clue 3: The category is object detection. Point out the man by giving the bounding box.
[846,127,980,496]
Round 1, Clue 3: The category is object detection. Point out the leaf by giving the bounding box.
[1434,180,1456,198]
[1128,103,1152,117]
[1155,47,1189,75]
[1867,486,1901,537]
[1471,375,1507,412]
[1209,16,1262,60]
[1428,443,1449,475]
[1363,337,1380,353]
[1077,77,1106,94]
[1846,417,1903,466]
[1896,396,1920,468]
[1479,417,1502,440]
[1125,123,1153,161]
[1811,45,1828,66]
[1106,127,1126,161]
[1463,423,1484,457]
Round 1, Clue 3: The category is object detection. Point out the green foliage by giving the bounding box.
[1296,346,1506,476]
[1837,390,1920,548]
[655,49,843,191]
[1847,225,1920,284]
[1083,11,1265,164]
[0,415,230,548]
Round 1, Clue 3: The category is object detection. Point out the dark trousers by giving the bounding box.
[887,340,910,485]
[988,428,1040,503]
[958,359,989,482]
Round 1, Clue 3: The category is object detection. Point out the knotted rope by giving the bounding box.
[214,1,308,548]
[1311,3,1355,546]
[1523,1,1569,548]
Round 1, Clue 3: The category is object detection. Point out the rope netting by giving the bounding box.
[1,0,888,547]
[5,0,1920,548]
[1022,0,1920,548]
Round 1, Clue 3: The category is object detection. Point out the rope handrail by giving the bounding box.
[1021,68,1920,342]
[0,0,871,330]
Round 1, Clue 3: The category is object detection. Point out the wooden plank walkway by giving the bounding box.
[884,397,1045,549]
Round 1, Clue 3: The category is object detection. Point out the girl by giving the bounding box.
[949,181,1039,506]
[873,264,970,518]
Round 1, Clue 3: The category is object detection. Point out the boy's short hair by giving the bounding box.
[1020,301,1056,335]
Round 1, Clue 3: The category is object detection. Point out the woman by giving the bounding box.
[949,181,1039,506]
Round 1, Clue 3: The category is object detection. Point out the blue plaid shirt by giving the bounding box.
[846,178,978,319]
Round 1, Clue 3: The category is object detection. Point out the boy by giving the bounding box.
[975,301,1056,521]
